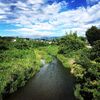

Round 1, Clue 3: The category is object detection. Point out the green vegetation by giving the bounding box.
[34,45,59,63]
[89,40,100,62]
[0,26,100,100]
[57,33,86,77]
[58,32,85,54]
[86,26,100,45]
[0,38,40,96]
[0,37,58,98]
[57,27,100,100]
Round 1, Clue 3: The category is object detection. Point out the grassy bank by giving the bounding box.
[57,51,85,78]
[35,45,59,63]
[0,48,41,96]
[1,33,99,100]
[0,37,59,98]
[56,33,100,100]
[57,49,100,100]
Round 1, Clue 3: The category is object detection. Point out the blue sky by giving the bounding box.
[0,0,100,38]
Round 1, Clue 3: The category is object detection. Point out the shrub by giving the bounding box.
[89,40,100,62]
[86,26,100,45]
[0,40,9,50]
[59,33,85,54]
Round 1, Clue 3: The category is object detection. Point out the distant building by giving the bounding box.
[86,45,92,48]
[12,39,16,42]
[48,41,52,44]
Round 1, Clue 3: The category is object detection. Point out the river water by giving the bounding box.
[4,59,76,100]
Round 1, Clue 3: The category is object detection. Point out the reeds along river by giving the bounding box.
[4,58,76,100]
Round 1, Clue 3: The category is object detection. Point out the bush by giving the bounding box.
[86,26,100,45]
[89,40,100,62]
[58,33,85,54]
[74,84,84,100]
[12,39,30,49]
[76,51,92,69]
[0,40,9,50]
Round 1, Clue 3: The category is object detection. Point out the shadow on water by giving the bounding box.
[3,58,76,100]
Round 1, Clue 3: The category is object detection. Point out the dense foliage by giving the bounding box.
[0,38,36,96]
[58,33,85,54]
[57,30,100,100]
[0,39,9,50]
[0,26,100,100]
[0,37,56,98]
[89,40,100,62]
[75,49,100,100]
[86,26,100,45]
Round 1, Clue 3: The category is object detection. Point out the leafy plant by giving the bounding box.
[86,26,100,45]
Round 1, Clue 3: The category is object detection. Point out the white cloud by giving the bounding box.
[0,16,5,19]
[0,2,10,14]
[43,2,61,14]
[0,0,100,37]
[48,2,100,35]
[27,0,44,4]
[6,27,52,37]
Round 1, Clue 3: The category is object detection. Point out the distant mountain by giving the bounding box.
[34,36,60,40]
[0,36,15,41]
[0,36,60,41]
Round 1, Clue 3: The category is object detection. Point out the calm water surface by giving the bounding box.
[4,59,76,100]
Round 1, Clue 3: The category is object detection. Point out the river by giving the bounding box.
[4,58,76,100]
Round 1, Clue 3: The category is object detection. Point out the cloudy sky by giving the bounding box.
[0,0,100,38]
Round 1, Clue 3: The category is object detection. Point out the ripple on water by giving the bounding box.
[4,58,76,100]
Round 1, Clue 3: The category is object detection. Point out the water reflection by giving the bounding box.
[4,59,76,100]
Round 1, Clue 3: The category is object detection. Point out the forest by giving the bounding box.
[0,26,100,100]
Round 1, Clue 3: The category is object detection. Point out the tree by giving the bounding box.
[90,40,100,62]
[58,32,85,54]
[86,26,100,45]
[0,39,9,50]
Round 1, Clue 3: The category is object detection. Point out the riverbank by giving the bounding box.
[0,45,59,99]
[4,58,76,100]
[57,53,85,77]
[57,52,85,100]
[57,49,100,100]
[0,49,41,98]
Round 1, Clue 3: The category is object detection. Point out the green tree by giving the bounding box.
[90,40,100,62]
[58,32,85,54]
[0,39,9,50]
[86,26,100,45]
